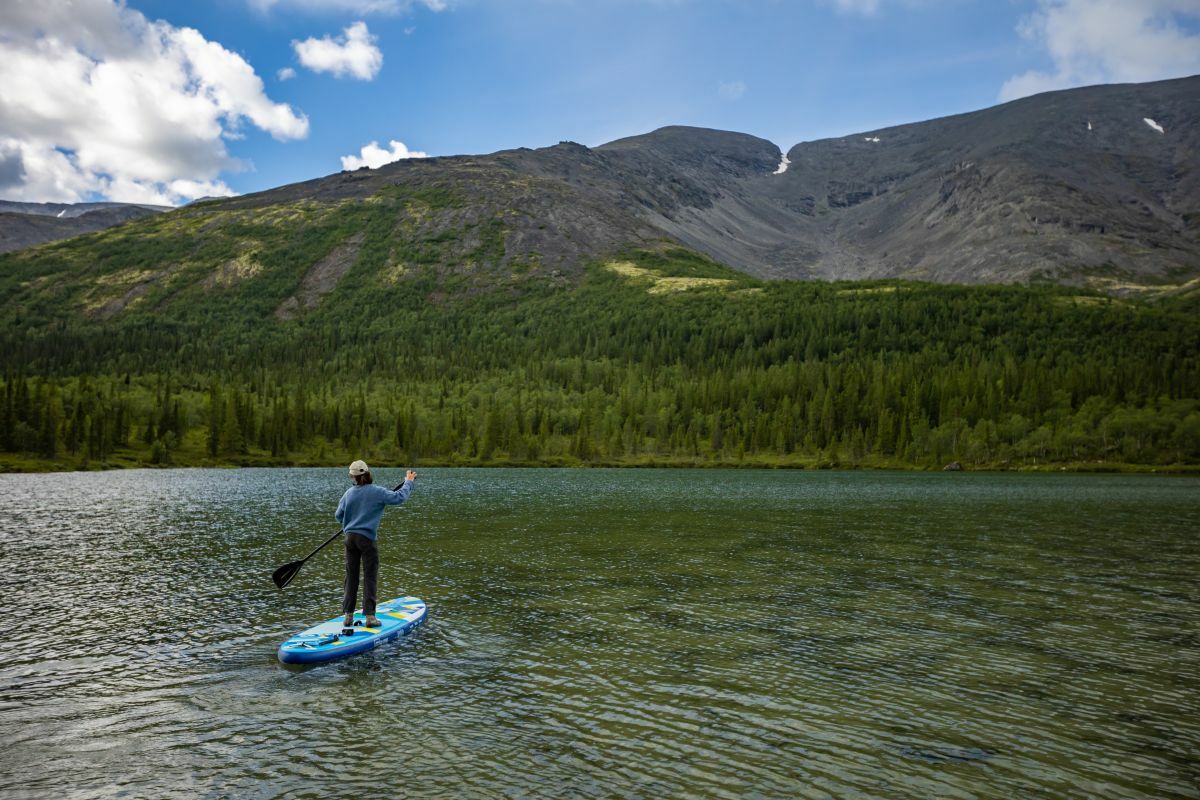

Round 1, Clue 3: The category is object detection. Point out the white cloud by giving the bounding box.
[278,67,297,80]
[248,0,446,12]
[250,0,447,13]
[717,80,746,100]
[1001,0,1200,101]
[294,21,383,80]
[0,0,307,205]
[340,139,427,170]
[831,0,882,14]
[254,0,396,10]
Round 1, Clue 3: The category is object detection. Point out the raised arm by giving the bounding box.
[383,470,417,505]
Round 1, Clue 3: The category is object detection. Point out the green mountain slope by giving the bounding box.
[2,199,1198,471]
[3,171,654,340]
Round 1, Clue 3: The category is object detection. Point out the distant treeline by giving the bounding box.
[3,254,1198,470]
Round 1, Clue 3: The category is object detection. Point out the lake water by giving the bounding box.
[0,468,1197,799]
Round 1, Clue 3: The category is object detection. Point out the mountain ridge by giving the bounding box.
[0,200,169,254]
[594,75,1198,285]
[1,76,1197,294]
[433,75,1199,288]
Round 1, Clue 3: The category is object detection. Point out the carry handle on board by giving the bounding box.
[272,529,343,590]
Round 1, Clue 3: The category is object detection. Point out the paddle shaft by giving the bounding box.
[298,528,344,566]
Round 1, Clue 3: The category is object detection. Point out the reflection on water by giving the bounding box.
[1,468,1198,798]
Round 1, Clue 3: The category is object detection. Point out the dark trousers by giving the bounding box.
[342,532,379,616]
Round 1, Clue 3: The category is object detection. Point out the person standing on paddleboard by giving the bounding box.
[335,460,417,628]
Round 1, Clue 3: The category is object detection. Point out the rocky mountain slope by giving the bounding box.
[2,76,1196,302]
[502,76,1199,287]
[0,201,168,253]
[720,75,1199,285]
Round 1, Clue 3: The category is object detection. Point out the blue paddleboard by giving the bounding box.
[278,596,427,665]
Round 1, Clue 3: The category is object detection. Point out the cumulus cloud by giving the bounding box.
[294,21,383,80]
[340,140,427,170]
[278,67,297,80]
[250,0,447,13]
[0,141,27,190]
[717,80,747,100]
[1001,0,1200,101]
[0,0,308,205]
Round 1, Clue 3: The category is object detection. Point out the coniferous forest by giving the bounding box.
[3,238,1198,472]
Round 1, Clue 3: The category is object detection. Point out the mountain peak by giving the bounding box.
[600,126,780,170]
[2,77,1198,290]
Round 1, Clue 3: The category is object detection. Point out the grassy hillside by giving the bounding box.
[2,195,1198,472]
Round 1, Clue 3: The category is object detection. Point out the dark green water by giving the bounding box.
[1,468,1197,799]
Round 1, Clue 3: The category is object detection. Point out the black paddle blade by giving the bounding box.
[272,559,305,590]
[273,529,344,589]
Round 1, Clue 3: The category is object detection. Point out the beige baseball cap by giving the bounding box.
[348,459,369,476]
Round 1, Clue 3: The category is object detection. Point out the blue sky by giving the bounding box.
[1,0,1198,204]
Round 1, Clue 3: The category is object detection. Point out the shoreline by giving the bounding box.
[2,454,1197,475]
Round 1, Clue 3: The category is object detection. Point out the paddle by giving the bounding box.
[273,474,413,589]
[272,529,343,590]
